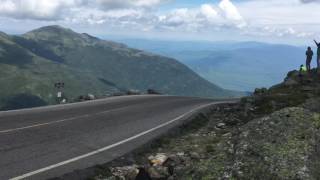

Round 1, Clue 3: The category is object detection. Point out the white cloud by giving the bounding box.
[96,0,166,9]
[156,1,246,32]
[218,0,247,28]
[0,0,319,43]
[236,0,320,39]
[67,8,151,31]
[200,4,218,19]
[0,0,166,20]
[0,0,249,41]
[219,0,243,21]
[0,0,81,20]
[42,0,246,34]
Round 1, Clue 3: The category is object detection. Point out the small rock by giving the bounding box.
[147,166,170,179]
[110,165,139,180]
[167,176,175,180]
[222,133,232,137]
[176,152,185,156]
[135,167,152,180]
[224,117,240,126]
[283,78,299,86]
[189,152,201,160]
[148,153,168,166]
[216,123,226,129]
[302,86,314,91]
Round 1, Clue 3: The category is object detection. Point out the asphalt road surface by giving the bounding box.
[0,95,235,180]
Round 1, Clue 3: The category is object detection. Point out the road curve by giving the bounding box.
[0,95,235,180]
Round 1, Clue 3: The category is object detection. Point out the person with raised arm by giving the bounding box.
[314,40,320,69]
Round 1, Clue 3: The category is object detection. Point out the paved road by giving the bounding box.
[0,95,234,180]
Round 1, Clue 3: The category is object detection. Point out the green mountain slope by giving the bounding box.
[0,26,242,109]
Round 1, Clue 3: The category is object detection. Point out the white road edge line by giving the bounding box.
[0,106,129,134]
[10,102,225,180]
[0,117,87,134]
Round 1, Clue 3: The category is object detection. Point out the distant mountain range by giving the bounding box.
[0,26,241,109]
[113,39,309,91]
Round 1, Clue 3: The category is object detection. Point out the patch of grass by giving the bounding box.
[253,92,308,115]
[0,93,47,110]
[179,113,210,135]
[205,145,216,153]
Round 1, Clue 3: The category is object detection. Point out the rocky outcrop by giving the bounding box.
[92,69,320,180]
[232,107,320,179]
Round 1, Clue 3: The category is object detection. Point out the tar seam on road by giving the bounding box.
[9,102,221,180]
[0,106,131,134]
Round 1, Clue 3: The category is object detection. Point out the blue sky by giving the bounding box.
[0,0,319,45]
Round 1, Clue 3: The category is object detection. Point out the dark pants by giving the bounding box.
[317,55,320,68]
[306,58,312,71]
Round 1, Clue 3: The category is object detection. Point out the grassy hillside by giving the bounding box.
[0,26,241,110]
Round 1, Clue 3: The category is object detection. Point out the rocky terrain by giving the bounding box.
[84,69,320,180]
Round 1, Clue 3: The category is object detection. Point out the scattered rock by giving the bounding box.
[110,165,139,180]
[223,117,240,126]
[302,86,314,91]
[147,166,170,179]
[189,152,201,160]
[283,78,299,86]
[148,153,168,166]
[135,167,152,180]
[216,123,226,129]
[176,152,185,157]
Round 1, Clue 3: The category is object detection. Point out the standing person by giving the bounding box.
[314,40,320,68]
[306,47,313,72]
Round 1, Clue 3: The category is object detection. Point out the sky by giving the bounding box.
[0,0,320,45]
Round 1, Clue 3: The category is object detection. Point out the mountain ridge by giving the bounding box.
[0,25,243,110]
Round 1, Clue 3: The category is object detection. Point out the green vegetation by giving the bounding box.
[0,26,243,110]
[1,93,47,110]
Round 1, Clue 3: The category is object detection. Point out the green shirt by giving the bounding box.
[300,66,307,72]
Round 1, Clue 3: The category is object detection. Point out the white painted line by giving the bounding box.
[10,102,222,180]
[0,117,84,134]
[0,106,128,134]
[0,95,161,115]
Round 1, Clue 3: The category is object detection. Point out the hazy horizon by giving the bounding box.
[1,26,316,48]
